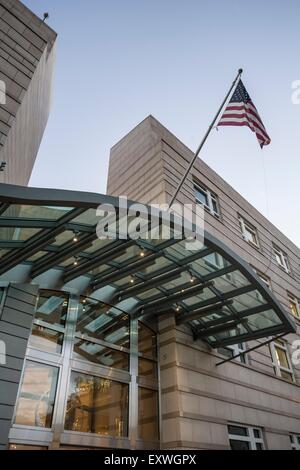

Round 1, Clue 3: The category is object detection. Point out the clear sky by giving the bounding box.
[23,0,300,248]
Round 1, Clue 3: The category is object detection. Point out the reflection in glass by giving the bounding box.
[189,252,231,277]
[65,372,128,436]
[230,440,250,450]
[228,425,248,436]
[138,358,157,380]
[73,339,129,370]
[138,388,158,441]
[36,290,69,326]
[138,323,156,359]
[29,325,63,354]
[136,288,161,301]
[52,231,76,246]
[210,323,248,342]
[160,271,193,292]
[213,271,249,294]
[165,241,207,261]
[77,297,130,348]
[245,310,282,331]
[14,361,58,428]
[137,257,173,276]
[231,290,266,312]
[0,227,41,242]
[26,251,48,262]
[1,204,73,220]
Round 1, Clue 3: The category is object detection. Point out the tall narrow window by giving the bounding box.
[270,339,294,382]
[65,371,129,436]
[272,244,290,273]
[288,293,300,320]
[14,361,59,428]
[138,388,159,441]
[239,217,260,248]
[193,181,220,217]
[28,290,69,354]
[138,322,159,441]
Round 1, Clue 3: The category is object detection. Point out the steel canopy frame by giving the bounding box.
[0,183,296,349]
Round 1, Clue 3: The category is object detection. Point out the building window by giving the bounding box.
[218,343,247,364]
[253,269,271,290]
[138,322,157,359]
[65,371,129,437]
[138,388,159,441]
[270,339,294,382]
[272,244,290,273]
[138,322,159,441]
[30,324,64,354]
[28,290,69,355]
[239,217,260,248]
[72,296,130,371]
[138,322,157,379]
[35,289,69,326]
[73,339,129,370]
[228,424,264,450]
[290,434,300,450]
[14,361,59,428]
[76,296,130,349]
[194,181,220,217]
[12,294,160,447]
[288,293,300,320]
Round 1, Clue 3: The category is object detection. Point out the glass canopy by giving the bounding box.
[0,184,295,348]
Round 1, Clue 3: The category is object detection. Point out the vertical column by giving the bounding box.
[0,283,38,450]
[129,318,139,449]
[158,313,181,449]
[49,293,79,449]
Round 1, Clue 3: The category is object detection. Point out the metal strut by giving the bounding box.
[215,332,287,366]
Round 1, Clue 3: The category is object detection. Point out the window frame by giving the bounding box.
[290,434,300,450]
[218,343,247,364]
[193,181,220,218]
[13,359,60,429]
[272,244,290,273]
[287,293,300,320]
[228,424,265,450]
[12,293,160,448]
[270,339,295,382]
[239,216,260,248]
[28,289,70,357]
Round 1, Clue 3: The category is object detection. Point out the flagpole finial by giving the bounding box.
[238,68,243,74]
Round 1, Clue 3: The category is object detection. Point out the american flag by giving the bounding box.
[218,79,271,148]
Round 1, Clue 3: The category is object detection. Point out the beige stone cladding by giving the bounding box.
[107,115,300,449]
[0,0,56,185]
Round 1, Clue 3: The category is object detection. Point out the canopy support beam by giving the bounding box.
[215,333,287,366]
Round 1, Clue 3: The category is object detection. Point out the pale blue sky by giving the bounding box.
[24,0,300,247]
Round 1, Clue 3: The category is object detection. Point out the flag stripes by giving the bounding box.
[218,80,271,148]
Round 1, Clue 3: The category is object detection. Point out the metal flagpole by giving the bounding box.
[170,68,243,207]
